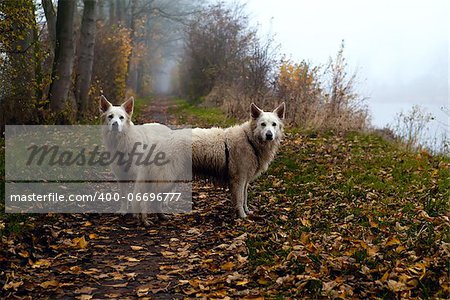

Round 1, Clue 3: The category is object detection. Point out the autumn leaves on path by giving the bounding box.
[2,184,259,299]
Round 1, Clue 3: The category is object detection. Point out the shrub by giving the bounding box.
[92,23,132,104]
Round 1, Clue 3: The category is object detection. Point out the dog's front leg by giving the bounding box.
[243,182,253,215]
[117,181,130,214]
[231,181,247,218]
[131,181,151,226]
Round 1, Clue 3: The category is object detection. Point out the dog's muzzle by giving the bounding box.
[111,121,119,132]
[265,132,273,140]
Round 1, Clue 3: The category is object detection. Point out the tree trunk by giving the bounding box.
[108,0,115,24]
[42,0,56,48]
[48,0,76,113]
[136,60,144,95]
[125,0,140,93]
[116,0,125,24]
[76,0,98,119]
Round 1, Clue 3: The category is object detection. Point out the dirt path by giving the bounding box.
[2,97,251,300]
[136,96,178,124]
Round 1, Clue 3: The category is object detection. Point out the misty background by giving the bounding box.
[243,0,449,142]
[1,0,448,149]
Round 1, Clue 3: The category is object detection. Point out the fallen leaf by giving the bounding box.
[32,259,52,269]
[236,279,250,286]
[368,216,378,228]
[344,214,354,222]
[300,232,310,244]
[380,271,390,282]
[131,246,144,251]
[136,285,150,297]
[161,251,176,258]
[70,266,82,274]
[75,287,96,294]
[105,282,128,288]
[40,280,59,289]
[395,245,406,253]
[221,261,235,271]
[3,281,23,291]
[73,236,88,249]
[18,250,29,258]
[300,218,311,227]
[387,280,408,292]
[384,236,401,247]
[122,256,140,262]
[157,274,171,281]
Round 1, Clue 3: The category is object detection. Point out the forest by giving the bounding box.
[1,0,368,131]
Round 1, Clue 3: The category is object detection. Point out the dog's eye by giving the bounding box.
[261,123,266,127]
[108,114,113,119]
[272,122,276,127]
[119,116,124,120]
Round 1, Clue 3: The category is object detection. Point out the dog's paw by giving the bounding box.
[117,209,128,215]
[244,206,253,215]
[238,211,248,219]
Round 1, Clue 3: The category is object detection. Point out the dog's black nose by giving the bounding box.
[111,121,119,131]
[265,132,273,140]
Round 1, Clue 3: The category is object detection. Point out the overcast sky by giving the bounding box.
[244,0,449,137]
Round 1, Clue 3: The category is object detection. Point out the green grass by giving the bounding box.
[171,98,236,127]
[133,96,152,119]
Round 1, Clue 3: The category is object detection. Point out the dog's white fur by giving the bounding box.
[100,96,172,217]
[191,102,285,218]
[100,95,284,223]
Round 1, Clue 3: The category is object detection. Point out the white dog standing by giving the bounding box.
[191,102,285,218]
[100,96,172,217]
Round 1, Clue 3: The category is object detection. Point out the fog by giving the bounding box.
[244,0,449,140]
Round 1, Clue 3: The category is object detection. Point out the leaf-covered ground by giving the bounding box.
[1,98,449,299]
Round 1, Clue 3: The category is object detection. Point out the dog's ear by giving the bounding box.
[99,95,112,113]
[273,102,285,119]
[122,96,134,116]
[250,103,263,119]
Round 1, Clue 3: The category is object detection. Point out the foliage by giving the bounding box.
[92,23,132,104]
[180,3,255,100]
[180,2,277,114]
[0,0,44,128]
[277,60,322,126]
[391,105,435,151]
[276,42,370,131]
